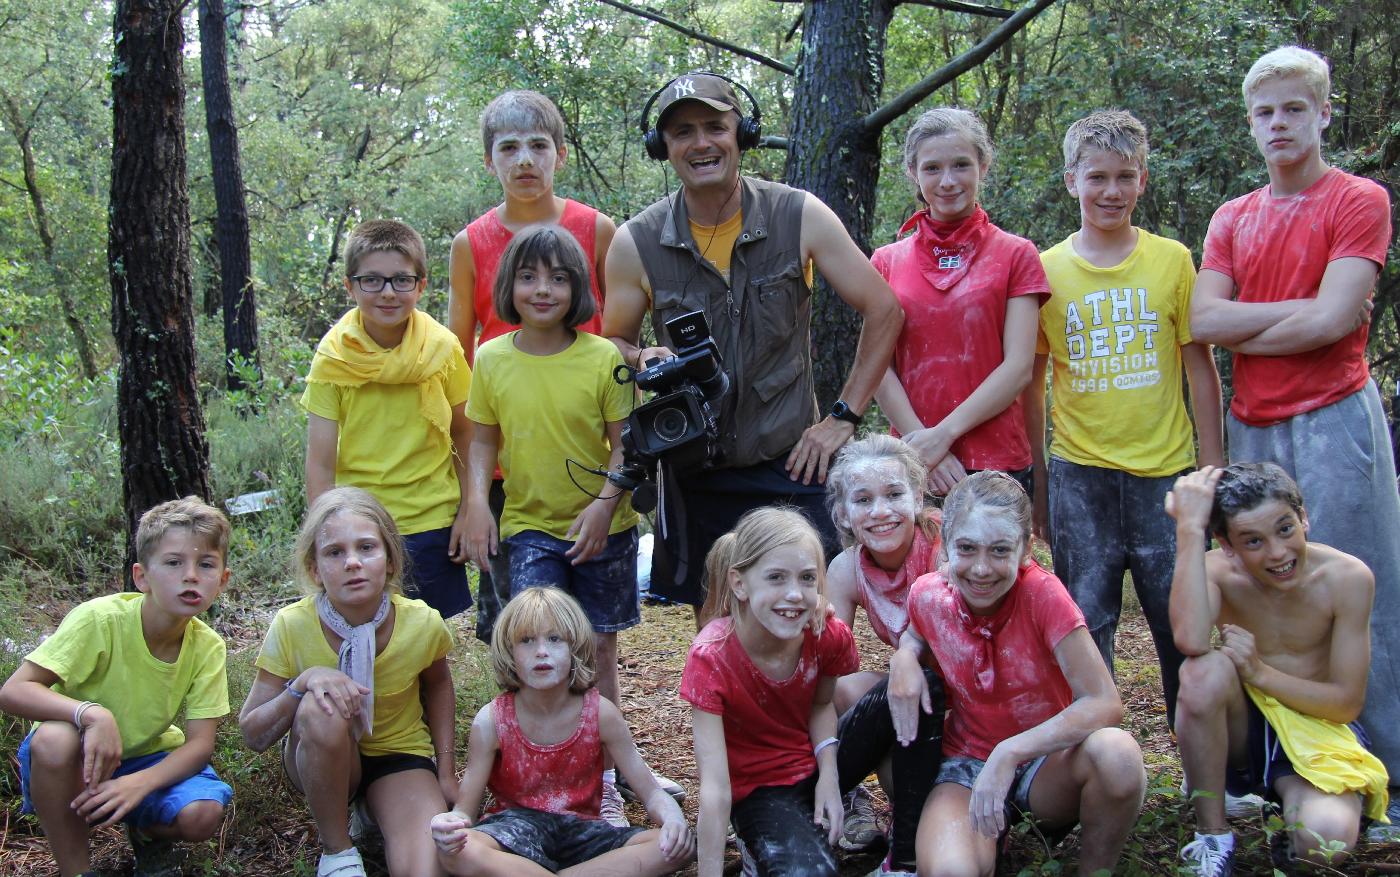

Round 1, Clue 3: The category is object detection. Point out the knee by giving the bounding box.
[28,721,82,769]
[762,834,838,877]
[173,800,226,842]
[1290,812,1359,864]
[922,861,985,877]
[1082,728,1147,803]
[1175,653,1235,715]
[293,701,355,748]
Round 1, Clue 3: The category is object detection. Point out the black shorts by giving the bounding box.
[356,751,436,799]
[475,807,644,870]
[651,458,839,606]
[1226,696,1373,801]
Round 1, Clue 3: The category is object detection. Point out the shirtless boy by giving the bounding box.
[1167,463,1388,875]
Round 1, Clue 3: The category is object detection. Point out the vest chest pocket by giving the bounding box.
[748,259,809,327]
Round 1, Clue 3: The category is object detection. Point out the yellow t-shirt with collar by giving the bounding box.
[300,312,471,536]
[689,211,815,287]
[466,331,639,540]
[1036,229,1197,477]
[25,592,229,759]
[253,593,452,758]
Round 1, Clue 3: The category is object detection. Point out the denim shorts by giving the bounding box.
[18,729,233,829]
[936,752,1047,834]
[476,807,644,870]
[505,527,640,633]
[402,525,472,619]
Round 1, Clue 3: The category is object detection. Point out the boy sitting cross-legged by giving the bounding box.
[1167,463,1389,875]
[0,498,235,876]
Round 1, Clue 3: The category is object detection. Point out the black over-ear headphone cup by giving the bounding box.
[643,128,668,161]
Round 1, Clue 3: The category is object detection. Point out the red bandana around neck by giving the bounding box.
[899,205,990,292]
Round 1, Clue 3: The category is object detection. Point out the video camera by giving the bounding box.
[608,310,728,513]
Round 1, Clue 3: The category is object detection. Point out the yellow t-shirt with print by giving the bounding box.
[253,593,452,758]
[1037,230,1197,477]
[25,593,228,759]
[466,331,639,540]
[300,343,470,536]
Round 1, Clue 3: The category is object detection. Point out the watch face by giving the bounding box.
[831,401,859,424]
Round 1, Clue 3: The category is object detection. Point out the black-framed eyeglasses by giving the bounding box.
[352,274,421,294]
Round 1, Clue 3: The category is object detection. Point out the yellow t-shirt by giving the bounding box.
[253,593,452,758]
[689,210,815,287]
[1037,230,1197,477]
[466,332,639,540]
[300,345,471,536]
[25,593,228,759]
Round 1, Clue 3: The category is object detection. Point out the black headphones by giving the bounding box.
[639,71,763,161]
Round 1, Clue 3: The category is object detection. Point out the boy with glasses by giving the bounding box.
[303,219,475,620]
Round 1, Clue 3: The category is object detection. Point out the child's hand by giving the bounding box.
[565,499,613,566]
[71,772,152,827]
[968,746,1015,838]
[430,810,473,855]
[659,812,696,864]
[1220,624,1263,683]
[78,706,123,788]
[888,648,931,746]
[465,501,499,570]
[1165,466,1224,530]
[813,770,843,846]
[297,667,368,721]
[448,506,471,564]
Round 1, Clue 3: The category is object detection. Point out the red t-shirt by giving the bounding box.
[465,198,604,350]
[1201,169,1391,426]
[907,561,1085,761]
[486,687,603,819]
[680,614,858,804]
[871,208,1048,471]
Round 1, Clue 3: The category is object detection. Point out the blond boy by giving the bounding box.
[0,498,234,875]
[1026,109,1223,728]
[1187,47,1400,829]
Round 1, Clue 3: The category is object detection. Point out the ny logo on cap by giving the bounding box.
[672,78,696,99]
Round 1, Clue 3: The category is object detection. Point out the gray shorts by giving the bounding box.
[475,807,644,871]
[937,753,1047,833]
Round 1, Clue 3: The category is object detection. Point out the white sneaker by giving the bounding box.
[616,769,688,804]
[1179,834,1235,877]
[317,847,367,877]
[1179,778,1263,817]
[600,779,630,828]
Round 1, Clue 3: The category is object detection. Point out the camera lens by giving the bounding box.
[652,408,690,444]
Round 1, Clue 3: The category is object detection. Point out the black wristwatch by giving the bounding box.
[829,399,862,426]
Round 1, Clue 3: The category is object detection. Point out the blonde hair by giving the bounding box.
[699,507,828,634]
[343,219,427,279]
[1062,109,1149,174]
[294,487,405,595]
[135,496,231,567]
[825,434,938,548]
[490,587,597,693]
[1243,46,1330,107]
[941,470,1032,559]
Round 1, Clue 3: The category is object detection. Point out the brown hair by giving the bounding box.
[490,587,597,693]
[1062,109,1149,174]
[902,107,995,205]
[1209,462,1306,544]
[135,496,231,567]
[294,487,405,595]
[480,90,566,154]
[941,470,1032,556]
[343,219,427,278]
[699,506,828,634]
[491,224,596,329]
[825,434,938,548]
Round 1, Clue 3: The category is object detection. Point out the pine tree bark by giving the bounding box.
[784,0,896,410]
[200,0,260,394]
[110,0,211,573]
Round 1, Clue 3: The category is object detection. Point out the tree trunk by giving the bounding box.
[784,0,896,410]
[200,0,260,395]
[110,0,211,576]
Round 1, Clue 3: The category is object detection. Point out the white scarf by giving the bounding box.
[315,592,391,739]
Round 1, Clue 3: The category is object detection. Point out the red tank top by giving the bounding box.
[486,686,603,819]
[465,199,604,350]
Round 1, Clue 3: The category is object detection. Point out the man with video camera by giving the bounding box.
[603,71,903,613]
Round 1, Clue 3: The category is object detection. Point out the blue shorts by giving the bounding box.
[937,753,1047,836]
[403,525,472,619]
[505,527,640,633]
[18,729,233,830]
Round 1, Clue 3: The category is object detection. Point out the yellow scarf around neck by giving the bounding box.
[1245,684,1390,822]
[307,308,462,440]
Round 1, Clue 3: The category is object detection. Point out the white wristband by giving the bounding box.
[814,736,839,758]
[73,700,98,729]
